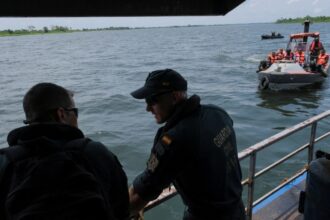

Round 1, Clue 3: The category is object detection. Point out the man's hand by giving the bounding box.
[129,186,149,219]
[130,210,144,220]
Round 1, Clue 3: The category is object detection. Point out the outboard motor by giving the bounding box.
[257,60,268,72]
[302,150,330,220]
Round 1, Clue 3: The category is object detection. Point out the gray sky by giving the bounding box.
[0,0,329,30]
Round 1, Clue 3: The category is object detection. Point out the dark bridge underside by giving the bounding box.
[1,0,244,16]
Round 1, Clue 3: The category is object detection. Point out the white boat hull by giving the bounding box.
[257,62,328,90]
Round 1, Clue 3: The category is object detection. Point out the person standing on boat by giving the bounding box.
[309,36,324,63]
[128,69,245,220]
[0,83,129,220]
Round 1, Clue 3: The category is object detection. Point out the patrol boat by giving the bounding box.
[145,110,330,220]
[261,32,284,40]
[257,21,329,90]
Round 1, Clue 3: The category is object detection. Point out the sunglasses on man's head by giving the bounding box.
[63,107,79,118]
[145,91,172,105]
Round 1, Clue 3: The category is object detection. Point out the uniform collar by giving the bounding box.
[163,95,200,131]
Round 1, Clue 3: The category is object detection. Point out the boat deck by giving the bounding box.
[253,173,305,220]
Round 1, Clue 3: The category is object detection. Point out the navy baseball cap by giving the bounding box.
[131,69,187,99]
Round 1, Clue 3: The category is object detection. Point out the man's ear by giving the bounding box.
[172,91,179,103]
[172,91,185,104]
[56,107,66,123]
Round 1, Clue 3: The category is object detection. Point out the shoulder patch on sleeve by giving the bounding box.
[161,134,172,146]
[213,126,232,148]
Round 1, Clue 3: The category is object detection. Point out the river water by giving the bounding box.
[1,22,330,219]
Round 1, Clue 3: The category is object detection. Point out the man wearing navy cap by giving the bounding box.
[129,69,245,220]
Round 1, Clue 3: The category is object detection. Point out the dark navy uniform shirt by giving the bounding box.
[133,95,243,218]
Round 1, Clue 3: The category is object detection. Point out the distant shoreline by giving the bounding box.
[0,26,132,37]
[1,23,237,37]
[1,18,330,37]
[276,16,330,24]
[0,25,213,37]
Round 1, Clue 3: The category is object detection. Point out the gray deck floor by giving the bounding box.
[253,178,305,220]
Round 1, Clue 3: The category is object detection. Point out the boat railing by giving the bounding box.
[239,110,330,219]
[143,110,330,220]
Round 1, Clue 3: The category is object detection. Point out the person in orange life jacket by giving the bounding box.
[317,49,329,67]
[268,51,277,66]
[284,49,294,60]
[316,49,329,74]
[128,69,245,220]
[295,49,305,66]
[276,48,286,60]
[309,36,324,63]
[0,83,129,220]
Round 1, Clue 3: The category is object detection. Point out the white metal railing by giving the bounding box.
[239,110,330,219]
[144,110,330,220]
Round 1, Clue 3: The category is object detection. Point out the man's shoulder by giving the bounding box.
[84,139,113,155]
[175,104,231,125]
[201,104,229,115]
[200,104,233,125]
[82,139,127,190]
[83,139,121,165]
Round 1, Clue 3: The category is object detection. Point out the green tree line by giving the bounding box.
[0,25,130,37]
[276,16,330,23]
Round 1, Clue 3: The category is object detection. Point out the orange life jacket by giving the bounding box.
[268,54,276,64]
[310,41,323,52]
[276,51,286,60]
[317,53,329,66]
[295,52,305,64]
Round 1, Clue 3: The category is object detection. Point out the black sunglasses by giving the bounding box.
[23,107,79,124]
[145,91,172,105]
[63,107,79,118]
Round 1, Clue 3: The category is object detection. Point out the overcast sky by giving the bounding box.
[0,0,329,30]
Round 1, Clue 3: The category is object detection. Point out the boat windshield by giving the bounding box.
[286,32,320,54]
[287,40,307,53]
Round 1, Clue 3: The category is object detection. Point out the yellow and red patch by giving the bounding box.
[161,134,172,146]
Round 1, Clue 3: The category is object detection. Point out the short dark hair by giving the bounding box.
[23,83,73,124]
